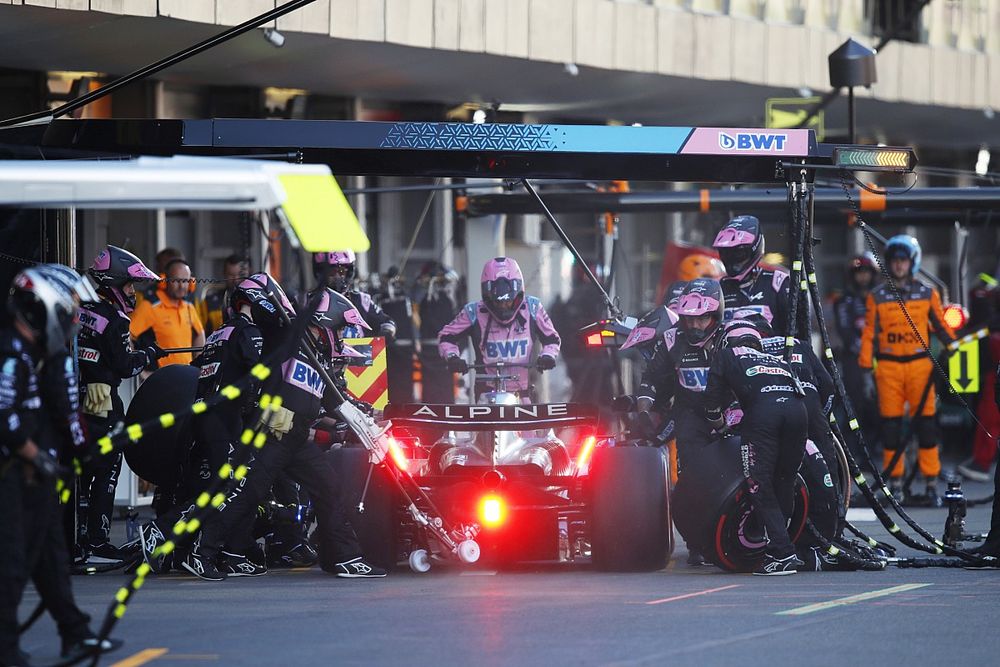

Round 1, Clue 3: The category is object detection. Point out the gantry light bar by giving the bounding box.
[461,186,999,217]
[0,120,912,184]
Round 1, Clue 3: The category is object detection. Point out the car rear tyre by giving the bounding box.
[590,446,671,572]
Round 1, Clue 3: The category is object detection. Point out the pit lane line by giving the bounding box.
[645,584,742,605]
[109,648,169,667]
[775,583,932,616]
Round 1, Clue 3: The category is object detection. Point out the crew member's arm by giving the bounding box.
[358,292,397,339]
[637,340,675,413]
[703,350,733,428]
[45,352,87,452]
[529,301,561,369]
[189,303,206,358]
[118,306,163,376]
[0,350,30,458]
[804,344,836,415]
[858,292,877,370]
[438,305,475,360]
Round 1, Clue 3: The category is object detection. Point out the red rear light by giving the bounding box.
[478,494,506,528]
[586,333,603,347]
[575,435,597,473]
[387,437,408,472]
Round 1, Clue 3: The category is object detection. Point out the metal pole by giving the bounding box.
[0,0,323,128]
[520,178,619,318]
[848,87,856,144]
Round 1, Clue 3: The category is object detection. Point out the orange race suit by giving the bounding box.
[859,280,955,480]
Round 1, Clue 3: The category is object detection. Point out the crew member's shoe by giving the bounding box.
[61,635,124,661]
[686,549,707,566]
[924,484,943,508]
[84,542,127,565]
[181,551,226,581]
[330,557,387,578]
[957,460,992,483]
[221,551,267,577]
[139,522,168,573]
[267,541,319,568]
[753,554,803,576]
[964,555,1000,570]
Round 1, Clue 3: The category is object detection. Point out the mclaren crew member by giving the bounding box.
[196,254,249,336]
[130,258,205,368]
[859,235,956,505]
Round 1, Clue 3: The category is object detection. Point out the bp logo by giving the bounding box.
[718,132,788,152]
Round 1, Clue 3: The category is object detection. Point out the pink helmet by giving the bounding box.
[712,215,764,282]
[675,278,724,348]
[481,257,524,323]
[88,245,158,313]
[313,251,356,292]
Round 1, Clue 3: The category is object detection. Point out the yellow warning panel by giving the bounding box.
[949,337,980,394]
[343,337,388,409]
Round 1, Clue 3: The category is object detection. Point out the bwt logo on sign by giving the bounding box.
[718,132,787,152]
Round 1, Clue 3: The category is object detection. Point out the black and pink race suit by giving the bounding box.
[721,267,791,335]
[637,325,717,459]
[438,296,560,396]
[704,344,807,559]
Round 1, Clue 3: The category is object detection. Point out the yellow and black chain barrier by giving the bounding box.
[806,180,982,561]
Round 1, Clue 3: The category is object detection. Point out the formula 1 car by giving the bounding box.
[332,363,673,573]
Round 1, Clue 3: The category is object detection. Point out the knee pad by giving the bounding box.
[914,416,938,449]
[881,418,903,452]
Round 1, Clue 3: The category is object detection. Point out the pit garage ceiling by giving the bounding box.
[0,4,994,150]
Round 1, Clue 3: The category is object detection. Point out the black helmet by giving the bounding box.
[730,308,774,338]
[663,280,689,310]
[712,215,765,282]
[229,273,295,327]
[721,318,764,351]
[87,245,157,313]
[7,265,86,358]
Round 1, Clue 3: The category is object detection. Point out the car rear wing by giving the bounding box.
[384,403,599,431]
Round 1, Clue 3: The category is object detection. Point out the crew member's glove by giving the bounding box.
[30,447,64,481]
[82,383,113,418]
[264,405,296,440]
[446,355,468,374]
[143,343,168,364]
[862,370,876,401]
[629,410,657,440]
[612,395,636,413]
[379,324,396,343]
[536,354,556,371]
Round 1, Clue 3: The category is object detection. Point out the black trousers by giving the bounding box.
[804,393,844,522]
[79,414,122,546]
[795,440,840,554]
[1,461,90,664]
[199,428,361,569]
[741,398,808,559]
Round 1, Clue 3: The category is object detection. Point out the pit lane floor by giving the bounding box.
[20,478,999,667]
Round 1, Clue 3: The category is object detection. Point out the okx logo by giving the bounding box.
[718,131,787,152]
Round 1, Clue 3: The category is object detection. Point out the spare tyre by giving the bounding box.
[672,436,809,572]
[589,446,671,572]
[123,364,199,487]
